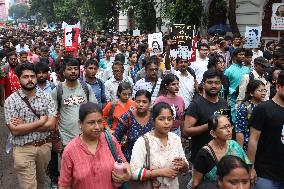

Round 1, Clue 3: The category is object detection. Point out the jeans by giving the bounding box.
[254,177,284,189]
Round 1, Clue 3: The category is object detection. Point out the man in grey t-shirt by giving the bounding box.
[51,58,97,146]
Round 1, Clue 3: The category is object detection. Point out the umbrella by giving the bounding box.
[208,24,231,34]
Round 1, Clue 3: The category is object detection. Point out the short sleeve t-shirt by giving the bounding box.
[154,95,185,131]
[186,96,229,162]
[51,81,97,145]
[250,100,284,181]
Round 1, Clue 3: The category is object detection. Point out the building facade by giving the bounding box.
[118,0,283,40]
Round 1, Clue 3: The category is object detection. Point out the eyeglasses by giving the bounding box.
[256,89,267,93]
[218,124,233,131]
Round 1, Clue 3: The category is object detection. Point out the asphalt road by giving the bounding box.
[0,107,19,189]
[0,106,191,189]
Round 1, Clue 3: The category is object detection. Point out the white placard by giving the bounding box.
[271,3,284,30]
[133,29,140,36]
[170,46,192,59]
[243,26,262,48]
[148,32,163,56]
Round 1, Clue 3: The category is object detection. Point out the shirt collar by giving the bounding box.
[18,87,41,98]
[83,75,98,85]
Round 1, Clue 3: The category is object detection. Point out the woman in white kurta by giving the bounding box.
[130,102,189,189]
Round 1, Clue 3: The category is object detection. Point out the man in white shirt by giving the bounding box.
[174,57,197,109]
[132,59,161,102]
[190,43,209,84]
[15,38,30,55]
[105,61,133,101]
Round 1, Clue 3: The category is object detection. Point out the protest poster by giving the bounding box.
[170,24,196,60]
[271,3,284,30]
[62,21,81,52]
[170,46,192,60]
[171,24,195,48]
[133,29,140,36]
[243,26,262,48]
[148,32,163,56]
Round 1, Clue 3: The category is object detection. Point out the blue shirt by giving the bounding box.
[114,110,153,162]
[83,77,107,107]
[224,63,250,122]
[39,80,54,95]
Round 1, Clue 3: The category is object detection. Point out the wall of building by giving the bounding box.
[0,0,7,20]
[234,0,283,40]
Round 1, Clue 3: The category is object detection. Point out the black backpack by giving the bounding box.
[56,80,90,111]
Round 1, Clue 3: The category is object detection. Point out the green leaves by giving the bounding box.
[9,3,30,20]
[29,0,117,29]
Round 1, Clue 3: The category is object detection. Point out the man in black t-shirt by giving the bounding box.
[183,69,229,163]
[248,70,284,189]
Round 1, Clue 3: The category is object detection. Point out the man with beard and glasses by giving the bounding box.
[0,51,21,106]
[183,70,230,165]
[51,58,97,147]
[4,62,56,189]
[35,62,55,96]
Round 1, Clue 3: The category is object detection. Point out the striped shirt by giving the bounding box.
[4,88,56,146]
[132,78,162,102]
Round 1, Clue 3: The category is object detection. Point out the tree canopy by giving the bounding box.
[9,3,30,20]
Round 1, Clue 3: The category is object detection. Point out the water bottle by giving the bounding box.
[113,157,125,187]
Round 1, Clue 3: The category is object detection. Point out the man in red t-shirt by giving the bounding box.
[0,51,20,106]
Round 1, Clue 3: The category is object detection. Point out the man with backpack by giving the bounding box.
[236,57,270,107]
[0,51,20,106]
[51,58,97,146]
[50,58,97,188]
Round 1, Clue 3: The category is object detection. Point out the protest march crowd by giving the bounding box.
[0,24,284,189]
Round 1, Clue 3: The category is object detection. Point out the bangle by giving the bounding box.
[149,169,153,179]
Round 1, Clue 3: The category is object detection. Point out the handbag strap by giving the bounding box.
[142,135,151,170]
[204,144,218,165]
[104,129,118,161]
[150,81,157,96]
[17,91,40,119]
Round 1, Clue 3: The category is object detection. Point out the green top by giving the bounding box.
[204,140,251,181]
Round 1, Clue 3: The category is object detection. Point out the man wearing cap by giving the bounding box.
[236,56,270,106]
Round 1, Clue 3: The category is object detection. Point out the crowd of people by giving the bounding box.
[1,27,284,189]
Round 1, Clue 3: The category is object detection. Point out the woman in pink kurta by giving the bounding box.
[154,73,185,137]
[59,103,131,189]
